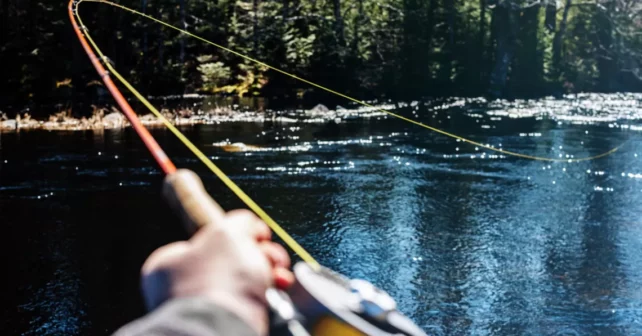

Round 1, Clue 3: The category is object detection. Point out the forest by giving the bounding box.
[1,0,642,118]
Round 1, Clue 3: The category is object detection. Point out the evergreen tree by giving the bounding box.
[2,0,642,117]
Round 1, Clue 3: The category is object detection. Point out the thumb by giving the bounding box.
[140,241,191,311]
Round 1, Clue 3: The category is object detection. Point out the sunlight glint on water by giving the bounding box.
[1,94,642,335]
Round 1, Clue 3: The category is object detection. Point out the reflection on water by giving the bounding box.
[18,220,88,335]
[2,94,642,335]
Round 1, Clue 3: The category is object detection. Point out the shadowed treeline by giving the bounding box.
[2,0,642,118]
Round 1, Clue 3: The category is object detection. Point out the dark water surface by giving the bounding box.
[2,96,642,335]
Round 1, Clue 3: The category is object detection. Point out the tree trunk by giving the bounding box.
[545,1,556,32]
[253,0,259,53]
[332,0,345,48]
[596,1,616,91]
[282,0,289,25]
[488,3,517,97]
[513,5,543,96]
[552,0,572,77]
[401,0,428,98]
[478,0,486,87]
[180,0,186,64]
[443,0,456,85]
[425,0,437,51]
[352,0,364,54]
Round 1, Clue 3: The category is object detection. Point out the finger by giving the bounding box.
[259,242,291,269]
[274,267,295,289]
[140,241,192,311]
[226,209,271,240]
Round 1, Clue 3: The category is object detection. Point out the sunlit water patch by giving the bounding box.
[2,94,642,335]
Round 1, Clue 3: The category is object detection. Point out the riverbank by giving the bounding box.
[0,103,391,132]
[5,92,642,132]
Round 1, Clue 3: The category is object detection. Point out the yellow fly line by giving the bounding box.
[78,0,622,163]
[72,0,624,266]
[75,0,319,268]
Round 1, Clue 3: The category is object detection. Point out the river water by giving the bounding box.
[2,94,642,335]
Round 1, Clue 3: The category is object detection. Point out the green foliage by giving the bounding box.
[197,59,232,91]
[284,29,316,68]
[2,0,642,116]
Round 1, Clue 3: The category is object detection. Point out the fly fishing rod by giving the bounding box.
[162,170,427,336]
[69,1,427,335]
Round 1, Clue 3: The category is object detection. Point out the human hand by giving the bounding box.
[140,170,295,336]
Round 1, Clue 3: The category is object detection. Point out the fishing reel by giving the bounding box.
[163,170,426,336]
[268,263,427,336]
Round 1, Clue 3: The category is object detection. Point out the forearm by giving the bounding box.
[113,297,259,336]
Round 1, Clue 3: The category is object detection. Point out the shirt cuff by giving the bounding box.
[112,297,259,336]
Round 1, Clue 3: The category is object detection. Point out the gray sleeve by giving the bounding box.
[113,297,259,336]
